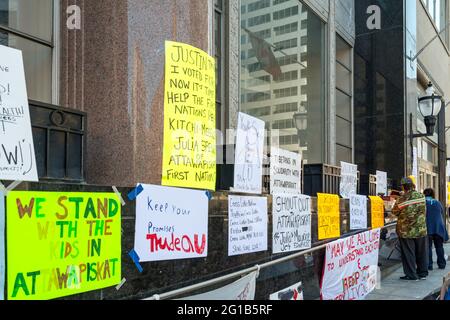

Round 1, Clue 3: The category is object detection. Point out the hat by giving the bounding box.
[401,176,414,186]
[408,175,417,186]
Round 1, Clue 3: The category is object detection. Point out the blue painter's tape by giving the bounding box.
[205,191,212,201]
[128,184,144,201]
[128,249,143,273]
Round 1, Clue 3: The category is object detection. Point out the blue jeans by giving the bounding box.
[428,234,446,269]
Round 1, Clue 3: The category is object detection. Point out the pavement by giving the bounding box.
[366,242,450,300]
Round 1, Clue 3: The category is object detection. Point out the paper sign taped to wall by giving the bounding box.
[162,41,216,190]
[7,191,121,300]
[350,195,367,230]
[369,196,385,229]
[270,147,302,194]
[339,162,357,199]
[233,113,265,194]
[135,184,208,262]
[376,171,387,195]
[317,194,340,240]
[0,45,38,182]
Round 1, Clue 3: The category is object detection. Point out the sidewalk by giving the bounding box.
[366,243,450,300]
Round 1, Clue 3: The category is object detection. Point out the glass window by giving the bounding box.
[0,0,53,103]
[240,0,325,163]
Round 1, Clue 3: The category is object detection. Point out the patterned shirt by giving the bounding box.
[392,190,427,238]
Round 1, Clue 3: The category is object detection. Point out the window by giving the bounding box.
[0,0,54,103]
[335,35,353,164]
[240,0,325,162]
[423,0,448,46]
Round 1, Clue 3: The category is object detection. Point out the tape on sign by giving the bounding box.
[5,180,22,195]
[128,249,143,273]
[112,186,126,206]
[115,278,127,290]
[127,184,144,201]
[205,190,212,201]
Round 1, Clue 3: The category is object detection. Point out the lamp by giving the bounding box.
[293,110,307,131]
[417,82,443,135]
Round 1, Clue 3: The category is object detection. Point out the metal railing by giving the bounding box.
[144,222,397,300]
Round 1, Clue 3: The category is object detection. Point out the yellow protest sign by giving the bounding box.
[369,196,385,229]
[7,191,121,300]
[447,183,450,204]
[162,41,216,190]
[317,193,341,240]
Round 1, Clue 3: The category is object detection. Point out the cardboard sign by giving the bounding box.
[270,281,304,300]
[339,162,357,199]
[0,191,4,300]
[376,171,387,195]
[350,195,367,230]
[270,147,302,194]
[6,191,121,300]
[228,195,267,256]
[0,45,38,182]
[321,229,381,300]
[317,194,341,240]
[369,196,385,229]
[179,271,257,300]
[233,113,265,194]
[272,193,311,254]
[161,41,216,190]
[135,184,208,262]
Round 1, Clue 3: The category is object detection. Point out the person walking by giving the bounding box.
[392,177,429,281]
[423,188,448,270]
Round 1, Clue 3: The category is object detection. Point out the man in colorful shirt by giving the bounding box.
[392,177,428,281]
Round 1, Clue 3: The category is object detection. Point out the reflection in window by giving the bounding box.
[240,0,325,163]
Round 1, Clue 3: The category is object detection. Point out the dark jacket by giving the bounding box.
[425,197,449,242]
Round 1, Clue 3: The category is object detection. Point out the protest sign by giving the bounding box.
[350,195,367,230]
[339,162,357,199]
[179,271,257,300]
[233,113,265,194]
[376,171,387,195]
[412,147,418,180]
[272,193,311,254]
[135,184,208,262]
[161,41,216,190]
[0,191,4,300]
[317,194,340,240]
[270,147,302,194]
[0,45,38,182]
[228,195,267,256]
[6,191,121,300]
[321,229,381,300]
[270,281,304,300]
[369,196,385,229]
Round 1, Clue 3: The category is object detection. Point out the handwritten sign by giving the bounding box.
[179,271,257,300]
[161,41,216,190]
[350,195,367,230]
[233,113,265,194]
[339,162,357,199]
[376,171,387,195]
[135,184,208,262]
[272,193,311,254]
[7,191,121,300]
[321,229,381,300]
[369,196,385,229]
[317,194,340,240]
[270,147,302,194]
[228,195,267,256]
[0,191,4,300]
[270,281,304,300]
[0,45,38,182]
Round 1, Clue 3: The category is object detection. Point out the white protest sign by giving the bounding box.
[350,195,367,230]
[0,45,38,182]
[321,229,381,300]
[233,112,265,194]
[270,147,302,194]
[270,281,304,300]
[134,184,208,262]
[228,195,267,256]
[376,171,387,195]
[0,191,4,300]
[340,162,357,199]
[179,271,257,300]
[272,193,311,254]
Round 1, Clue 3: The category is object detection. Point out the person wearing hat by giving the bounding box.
[392,177,429,280]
